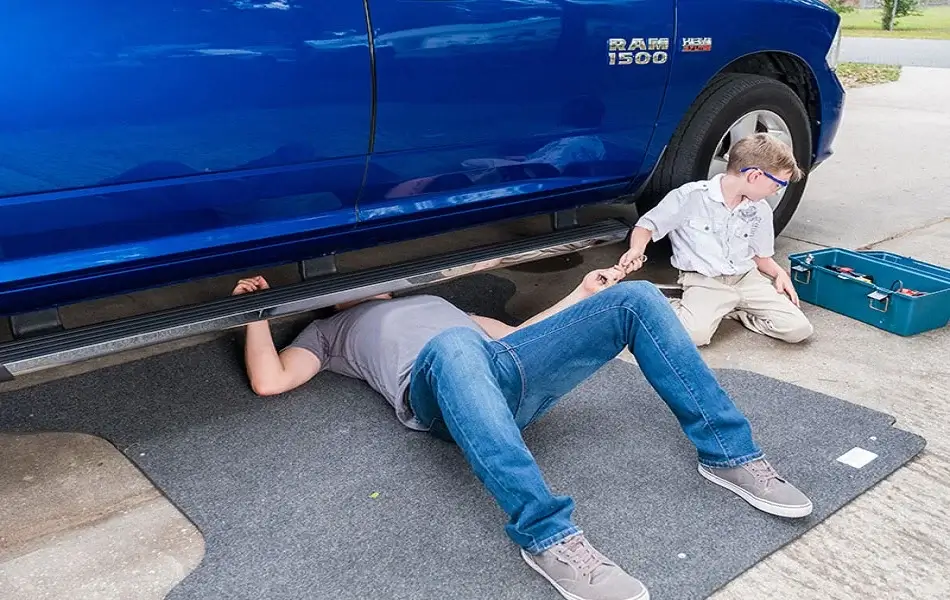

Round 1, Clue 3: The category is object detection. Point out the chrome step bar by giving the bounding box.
[0,219,631,381]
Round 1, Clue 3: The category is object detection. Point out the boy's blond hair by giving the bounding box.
[727,133,804,182]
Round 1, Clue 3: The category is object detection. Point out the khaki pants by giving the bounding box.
[671,269,813,347]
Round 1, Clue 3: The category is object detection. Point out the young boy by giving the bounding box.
[619,133,814,347]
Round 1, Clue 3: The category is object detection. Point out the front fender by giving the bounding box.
[644,0,843,173]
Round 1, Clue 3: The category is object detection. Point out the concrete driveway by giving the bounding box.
[701,66,950,599]
[840,36,950,68]
[1,67,949,599]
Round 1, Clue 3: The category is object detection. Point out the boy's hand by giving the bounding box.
[774,272,800,306]
[232,276,270,296]
[618,248,647,273]
[580,266,627,296]
[619,226,654,273]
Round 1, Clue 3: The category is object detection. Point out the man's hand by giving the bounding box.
[580,265,628,296]
[232,276,271,326]
[774,272,800,306]
[232,276,270,296]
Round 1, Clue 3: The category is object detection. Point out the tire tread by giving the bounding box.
[643,73,812,235]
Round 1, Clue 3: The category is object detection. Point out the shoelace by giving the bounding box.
[745,459,785,489]
[558,536,605,578]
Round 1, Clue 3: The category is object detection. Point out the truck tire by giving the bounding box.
[640,73,813,236]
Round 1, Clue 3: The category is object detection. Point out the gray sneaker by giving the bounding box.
[698,459,813,518]
[521,533,649,600]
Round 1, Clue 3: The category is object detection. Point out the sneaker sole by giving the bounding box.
[697,464,813,518]
[520,548,650,600]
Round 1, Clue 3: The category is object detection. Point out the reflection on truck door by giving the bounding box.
[0,0,371,284]
[358,0,675,222]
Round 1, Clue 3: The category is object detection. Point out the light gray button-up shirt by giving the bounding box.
[636,174,775,278]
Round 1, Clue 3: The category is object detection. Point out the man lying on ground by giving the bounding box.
[231,267,813,600]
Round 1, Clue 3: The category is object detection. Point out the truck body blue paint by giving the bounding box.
[0,0,844,315]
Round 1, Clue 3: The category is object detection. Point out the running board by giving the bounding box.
[0,219,630,381]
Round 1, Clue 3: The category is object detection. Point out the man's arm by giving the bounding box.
[243,321,322,396]
[466,288,591,339]
[468,315,517,339]
[466,267,628,339]
[514,286,590,332]
[232,277,322,396]
[512,266,628,333]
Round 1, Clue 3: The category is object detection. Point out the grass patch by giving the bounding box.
[836,62,902,87]
[840,6,950,40]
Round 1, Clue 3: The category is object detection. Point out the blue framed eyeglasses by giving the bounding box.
[740,167,788,187]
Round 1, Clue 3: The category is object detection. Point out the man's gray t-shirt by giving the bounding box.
[286,295,488,430]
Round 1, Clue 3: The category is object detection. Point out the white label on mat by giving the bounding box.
[836,447,879,469]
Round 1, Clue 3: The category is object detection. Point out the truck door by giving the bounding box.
[0,1,370,283]
[358,0,675,222]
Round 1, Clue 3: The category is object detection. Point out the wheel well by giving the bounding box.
[720,52,820,164]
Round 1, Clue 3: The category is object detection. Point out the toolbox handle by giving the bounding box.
[867,290,891,313]
[791,264,811,285]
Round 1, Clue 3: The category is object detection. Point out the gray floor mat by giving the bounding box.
[0,275,926,600]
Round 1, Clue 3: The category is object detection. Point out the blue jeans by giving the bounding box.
[407,281,763,554]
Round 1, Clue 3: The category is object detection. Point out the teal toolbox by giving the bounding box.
[787,248,950,336]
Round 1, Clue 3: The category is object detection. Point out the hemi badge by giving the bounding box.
[681,37,712,52]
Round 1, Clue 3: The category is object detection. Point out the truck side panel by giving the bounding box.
[357,0,675,222]
[0,1,371,289]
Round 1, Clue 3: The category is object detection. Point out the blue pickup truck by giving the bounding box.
[0,0,844,378]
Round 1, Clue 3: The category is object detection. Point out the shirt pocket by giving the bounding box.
[730,220,758,261]
[684,217,725,257]
[733,220,754,241]
[686,217,720,234]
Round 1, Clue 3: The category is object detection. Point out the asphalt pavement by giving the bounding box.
[840,36,950,68]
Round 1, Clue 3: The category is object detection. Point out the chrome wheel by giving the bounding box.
[707,110,793,210]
